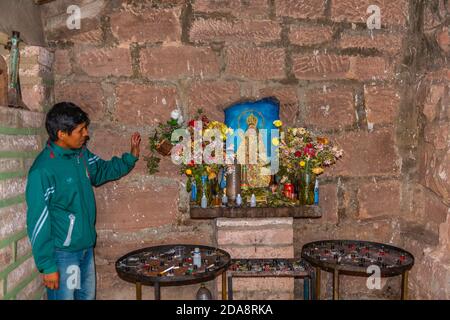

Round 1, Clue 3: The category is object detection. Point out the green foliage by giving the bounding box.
[146,118,182,175]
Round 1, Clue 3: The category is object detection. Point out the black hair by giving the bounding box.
[45,102,90,142]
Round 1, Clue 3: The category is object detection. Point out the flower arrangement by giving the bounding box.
[276,122,343,204]
[145,109,184,174]
[179,109,229,206]
[145,107,343,207]
[278,125,343,180]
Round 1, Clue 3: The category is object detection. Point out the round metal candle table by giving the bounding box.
[116,244,231,300]
[301,240,414,300]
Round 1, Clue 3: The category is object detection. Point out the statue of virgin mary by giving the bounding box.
[224,97,280,189]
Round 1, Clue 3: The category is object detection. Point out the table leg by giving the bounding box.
[227,274,233,300]
[154,282,161,300]
[303,277,310,300]
[401,271,409,300]
[315,267,321,300]
[333,269,339,300]
[136,282,142,300]
[222,272,227,300]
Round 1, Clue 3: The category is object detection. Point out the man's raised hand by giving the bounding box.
[130,132,141,158]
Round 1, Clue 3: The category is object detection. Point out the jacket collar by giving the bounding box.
[47,140,82,158]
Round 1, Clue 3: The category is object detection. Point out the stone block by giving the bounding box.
[190,19,281,45]
[114,83,179,126]
[225,47,285,80]
[140,46,220,80]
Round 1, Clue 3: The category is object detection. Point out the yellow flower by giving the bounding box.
[299,128,306,135]
[273,120,283,128]
[299,161,306,167]
[272,137,280,146]
[312,167,324,175]
[221,125,228,135]
[317,137,329,145]
[185,169,192,176]
[206,166,212,173]
[208,172,216,180]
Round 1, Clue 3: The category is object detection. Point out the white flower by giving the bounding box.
[171,109,180,120]
[177,115,184,125]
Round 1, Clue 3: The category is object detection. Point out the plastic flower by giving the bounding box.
[185,169,192,175]
[272,137,280,146]
[171,109,180,120]
[299,161,306,167]
[303,144,316,157]
[317,137,329,145]
[207,121,228,140]
[273,120,283,128]
[312,167,324,175]
[208,172,217,180]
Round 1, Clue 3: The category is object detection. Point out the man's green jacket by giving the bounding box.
[26,140,138,274]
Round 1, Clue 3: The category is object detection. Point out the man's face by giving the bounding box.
[58,122,89,149]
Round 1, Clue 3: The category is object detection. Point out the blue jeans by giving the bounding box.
[47,247,96,300]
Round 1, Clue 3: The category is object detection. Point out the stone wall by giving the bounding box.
[404,0,449,299]
[0,43,53,300]
[40,0,449,300]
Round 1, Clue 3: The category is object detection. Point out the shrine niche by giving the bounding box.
[225,97,280,190]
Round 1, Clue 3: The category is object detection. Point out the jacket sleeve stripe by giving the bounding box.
[44,190,54,201]
[31,207,49,246]
[88,156,100,164]
[43,187,55,198]
[30,206,48,243]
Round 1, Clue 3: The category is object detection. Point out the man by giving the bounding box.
[26,102,141,300]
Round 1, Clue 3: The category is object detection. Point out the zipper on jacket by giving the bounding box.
[63,214,76,247]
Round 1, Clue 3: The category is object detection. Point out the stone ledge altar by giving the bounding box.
[190,205,322,219]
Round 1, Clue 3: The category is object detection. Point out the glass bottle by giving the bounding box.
[193,248,201,267]
[241,165,249,191]
[226,163,241,203]
[201,175,211,207]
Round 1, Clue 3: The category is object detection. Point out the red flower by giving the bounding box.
[303,145,316,157]
[295,151,302,158]
[188,160,195,167]
[188,119,195,127]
